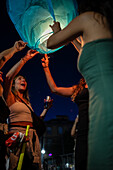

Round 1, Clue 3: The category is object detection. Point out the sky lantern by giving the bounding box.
[7,0,78,54]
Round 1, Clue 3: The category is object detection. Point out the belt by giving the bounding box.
[9,121,33,128]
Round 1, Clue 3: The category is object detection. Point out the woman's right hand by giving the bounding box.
[49,21,61,34]
[23,49,39,62]
[41,54,49,68]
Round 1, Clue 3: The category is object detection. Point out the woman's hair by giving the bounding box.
[77,0,113,34]
[12,75,30,102]
[71,78,86,102]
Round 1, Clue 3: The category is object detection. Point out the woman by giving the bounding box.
[41,54,89,170]
[47,0,113,169]
[3,49,50,170]
[0,40,27,170]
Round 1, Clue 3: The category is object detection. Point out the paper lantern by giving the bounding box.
[7,0,78,54]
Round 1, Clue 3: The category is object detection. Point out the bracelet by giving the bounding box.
[21,57,28,63]
[43,66,48,68]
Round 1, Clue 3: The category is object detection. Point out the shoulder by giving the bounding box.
[69,12,95,31]
[74,12,99,24]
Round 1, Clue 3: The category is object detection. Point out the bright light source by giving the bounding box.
[41,148,45,154]
[65,163,69,168]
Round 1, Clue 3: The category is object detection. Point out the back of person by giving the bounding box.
[77,11,113,47]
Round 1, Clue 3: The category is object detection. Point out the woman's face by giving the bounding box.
[14,76,27,92]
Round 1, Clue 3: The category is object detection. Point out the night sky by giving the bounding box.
[0,0,82,121]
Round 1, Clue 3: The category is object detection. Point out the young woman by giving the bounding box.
[4,49,52,170]
[0,40,27,170]
[41,54,89,170]
[47,0,113,169]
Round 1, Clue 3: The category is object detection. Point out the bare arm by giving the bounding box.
[4,50,38,105]
[41,54,76,97]
[0,40,27,69]
[40,98,53,119]
[47,14,86,49]
[71,115,79,137]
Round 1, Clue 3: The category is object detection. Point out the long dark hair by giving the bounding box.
[77,0,113,34]
[71,78,86,102]
[12,75,30,103]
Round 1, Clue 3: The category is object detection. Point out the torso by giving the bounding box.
[9,100,33,123]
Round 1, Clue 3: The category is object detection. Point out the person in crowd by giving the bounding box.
[47,0,113,169]
[41,54,89,170]
[0,40,27,170]
[4,47,52,170]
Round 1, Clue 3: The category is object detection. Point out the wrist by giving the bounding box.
[54,28,61,34]
[43,65,49,68]
[44,107,48,111]
[21,57,28,64]
[12,46,18,53]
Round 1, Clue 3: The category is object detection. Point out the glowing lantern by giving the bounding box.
[6,0,78,54]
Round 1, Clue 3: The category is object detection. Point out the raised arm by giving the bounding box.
[40,98,53,119]
[47,14,86,49]
[0,40,27,69]
[41,54,76,97]
[4,49,38,104]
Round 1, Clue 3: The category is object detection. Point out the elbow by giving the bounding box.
[51,88,57,94]
[47,37,57,49]
[47,39,53,49]
[71,132,75,137]
[50,86,58,94]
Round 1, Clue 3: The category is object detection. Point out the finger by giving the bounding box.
[41,58,45,62]
[49,25,52,28]
[34,51,39,55]
[0,71,3,75]
[45,54,48,58]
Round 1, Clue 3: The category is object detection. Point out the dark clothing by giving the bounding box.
[0,97,10,123]
[0,97,10,170]
[78,39,113,170]
[74,87,89,170]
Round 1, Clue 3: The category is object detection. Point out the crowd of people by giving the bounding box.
[1,0,113,169]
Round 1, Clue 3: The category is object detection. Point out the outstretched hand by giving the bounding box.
[41,54,49,68]
[14,40,27,52]
[49,21,61,34]
[44,98,53,109]
[24,49,39,61]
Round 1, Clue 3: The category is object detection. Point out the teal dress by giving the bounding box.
[78,39,113,170]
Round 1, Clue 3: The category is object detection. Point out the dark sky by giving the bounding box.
[0,0,82,121]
